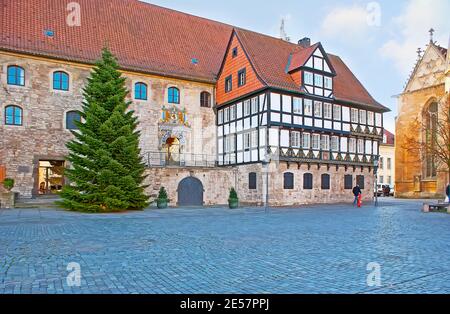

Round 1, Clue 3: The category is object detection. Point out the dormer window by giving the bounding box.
[304,72,313,85]
[314,74,323,87]
[324,76,333,89]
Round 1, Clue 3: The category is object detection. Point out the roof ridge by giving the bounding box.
[331,54,389,111]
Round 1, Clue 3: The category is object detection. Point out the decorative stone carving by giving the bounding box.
[158,105,191,148]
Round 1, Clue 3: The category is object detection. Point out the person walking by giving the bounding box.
[446,183,450,203]
[353,184,362,206]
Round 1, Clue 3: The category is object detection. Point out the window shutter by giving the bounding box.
[321,174,330,190]
[356,175,365,189]
[303,173,313,190]
[249,172,257,190]
[284,172,294,189]
[344,175,353,190]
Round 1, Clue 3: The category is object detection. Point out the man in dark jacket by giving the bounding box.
[353,185,362,206]
[446,183,450,203]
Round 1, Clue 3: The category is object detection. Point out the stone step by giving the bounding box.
[15,196,62,208]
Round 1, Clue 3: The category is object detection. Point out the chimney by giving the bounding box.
[298,37,311,48]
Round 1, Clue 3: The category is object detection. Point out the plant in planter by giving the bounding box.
[3,178,14,191]
[156,187,169,209]
[1,178,16,209]
[228,187,239,209]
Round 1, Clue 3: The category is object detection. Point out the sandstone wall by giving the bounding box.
[0,52,216,198]
[395,84,447,198]
[146,162,375,207]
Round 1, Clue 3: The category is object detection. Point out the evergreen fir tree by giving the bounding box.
[58,48,149,212]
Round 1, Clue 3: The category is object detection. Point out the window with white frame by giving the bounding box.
[312,134,320,150]
[365,140,372,154]
[373,141,379,155]
[244,100,251,116]
[331,136,339,151]
[350,108,359,123]
[304,99,313,116]
[302,133,311,149]
[375,113,382,127]
[333,104,341,120]
[341,137,348,152]
[357,139,364,154]
[324,76,333,89]
[229,134,235,152]
[304,72,313,85]
[218,110,223,124]
[251,97,258,114]
[359,110,367,125]
[349,138,356,153]
[321,135,330,150]
[291,131,301,148]
[224,107,230,122]
[367,111,374,125]
[230,105,236,121]
[251,130,258,148]
[314,74,323,87]
[225,135,235,153]
[324,103,332,119]
[293,97,302,114]
[244,132,251,150]
[314,101,322,118]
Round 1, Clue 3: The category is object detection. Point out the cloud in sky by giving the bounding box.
[320,3,380,41]
[379,0,450,77]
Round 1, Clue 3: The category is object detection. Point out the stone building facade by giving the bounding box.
[395,36,450,199]
[378,130,395,187]
[0,0,387,207]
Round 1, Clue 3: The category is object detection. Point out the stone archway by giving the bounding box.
[165,137,180,165]
[177,176,204,206]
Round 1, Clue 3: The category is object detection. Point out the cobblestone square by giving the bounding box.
[1,199,450,294]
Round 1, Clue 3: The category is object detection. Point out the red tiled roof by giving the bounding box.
[287,43,320,72]
[0,0,233,83]
[382,129,395,145]
[1,0,387,111]
[235,29,388,112]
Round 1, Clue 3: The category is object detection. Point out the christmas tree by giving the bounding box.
[58,48,149,212]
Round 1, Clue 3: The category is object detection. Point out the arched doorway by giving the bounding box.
[177,176,204,206]
[165,137,180,165]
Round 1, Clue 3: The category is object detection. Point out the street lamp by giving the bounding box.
[373,156,379,207]
[261,151,271,213]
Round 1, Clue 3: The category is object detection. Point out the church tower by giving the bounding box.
[445,34,450,93]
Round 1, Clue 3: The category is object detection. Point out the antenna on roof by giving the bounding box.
[280,19,290,42]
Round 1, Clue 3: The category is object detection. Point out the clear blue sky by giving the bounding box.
[144,0,450,133]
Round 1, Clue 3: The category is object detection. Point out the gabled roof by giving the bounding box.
[235,29,388,112]
[1,0,387,111]
[403,42,448,93]
[0,0,233,83]
[382,129,395,145]
[287,43,320,72]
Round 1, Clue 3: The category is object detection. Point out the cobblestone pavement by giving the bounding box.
[1,198,450,294]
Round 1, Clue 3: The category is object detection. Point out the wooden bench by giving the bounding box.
[423,202,450,213]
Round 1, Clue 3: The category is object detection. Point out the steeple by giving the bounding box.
[429,28,435,44]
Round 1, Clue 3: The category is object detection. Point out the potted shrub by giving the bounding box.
[3,178,14,191]
[1,178,16,209]
[156,187,169,209]
[228,187,239,209]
